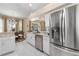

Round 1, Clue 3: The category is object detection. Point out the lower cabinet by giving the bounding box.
[27,32,50,55]
[27,32,35,47]
[0,36,15,55]
[43,36,50,55]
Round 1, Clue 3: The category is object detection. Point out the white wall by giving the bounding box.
[45,14,50,33]
[0,18,3,32]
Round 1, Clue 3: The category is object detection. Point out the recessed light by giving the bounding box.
[29,3,32,7]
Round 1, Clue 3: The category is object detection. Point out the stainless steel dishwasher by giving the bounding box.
[35,35,43,52]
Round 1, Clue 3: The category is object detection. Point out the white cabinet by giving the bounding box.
[43,35,50,55]
[27,32,50,55]
[27,32,35,47]
[1,37,15,54]
[0,36,15,55]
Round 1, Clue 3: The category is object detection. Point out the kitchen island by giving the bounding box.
[0,32,15,55]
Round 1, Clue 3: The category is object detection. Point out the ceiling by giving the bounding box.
[0,3,48,18]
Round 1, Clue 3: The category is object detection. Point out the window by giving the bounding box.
[0,18,3,32]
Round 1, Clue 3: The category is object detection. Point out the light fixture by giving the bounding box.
[29,3,32,7]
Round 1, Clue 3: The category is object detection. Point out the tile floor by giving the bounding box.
[6,40,46,56]
[50,43,79,56]
[4,39,79,56]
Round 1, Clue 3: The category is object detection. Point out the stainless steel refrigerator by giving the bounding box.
[50,5,79,50]
[50,10,63,46]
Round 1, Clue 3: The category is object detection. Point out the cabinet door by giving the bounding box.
[26,33,32,43]
[31,33,35,46]
[27,33,35,46]
[43,36,50,55]
[9,37,15,50]
[32,38,35,46]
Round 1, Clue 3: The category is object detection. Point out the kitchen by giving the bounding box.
[0,3,79,56]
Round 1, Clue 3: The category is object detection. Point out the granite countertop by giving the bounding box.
[27,32,49,37]
[34,32,49,37]
[0,32,15,37]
